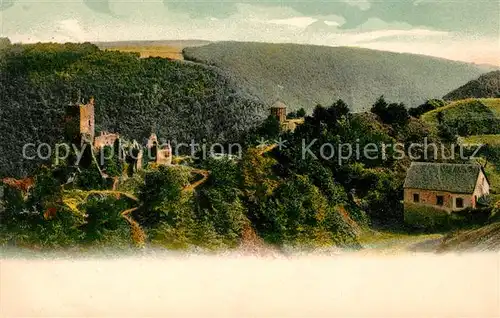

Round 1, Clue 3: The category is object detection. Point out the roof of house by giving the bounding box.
[271,101,287,109]
[403,162,487,194]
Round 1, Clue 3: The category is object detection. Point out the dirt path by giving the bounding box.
[182,168,210,193]
[257,144,278,156]
[121,206,146,245]
[357,231,445,255]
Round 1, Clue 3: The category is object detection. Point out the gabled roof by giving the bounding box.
[403,162,487,194]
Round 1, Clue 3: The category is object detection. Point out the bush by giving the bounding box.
[404,203,450,230]
[409,99,445,118]
[80,196,132,245]
[371,96,409,127]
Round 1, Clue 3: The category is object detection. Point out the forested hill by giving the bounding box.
[183,42,494,112]
[0,42,266,178]
[444,71,500,100]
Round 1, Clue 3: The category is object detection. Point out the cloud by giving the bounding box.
[0,0,15,11]
[267,17,318,28]
[1,1,498,66]
[57,19,87,42]
[357,17,413,31]
[324,20,342,27]
[349,29,449,43]
[83,0,113,15]
[341,0,371,11]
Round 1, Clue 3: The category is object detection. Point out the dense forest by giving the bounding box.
[183,42,495,112]
[0,42,266,178]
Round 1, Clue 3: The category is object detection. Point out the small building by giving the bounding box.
[403,162,490,213]
[269,101,304,132]
[270,101,287,123]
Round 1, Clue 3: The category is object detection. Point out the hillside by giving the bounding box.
[183,42,494,112]
[437,222,500,252]
[444,71,500,100]
[0,43,265,178]
[421,98,500,136]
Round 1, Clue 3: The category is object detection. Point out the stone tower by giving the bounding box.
[147,133,172,166]
[80,97,95,143]
[270,101,287,123]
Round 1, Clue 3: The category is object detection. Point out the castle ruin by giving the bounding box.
[147,133,172,166]
[269,100,304,132]
[73,97,172,172]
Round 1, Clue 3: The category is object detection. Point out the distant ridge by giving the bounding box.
[94,40,211,49]
[444,71,500,100]
[183,41,496,112]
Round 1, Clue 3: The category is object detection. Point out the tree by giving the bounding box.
[409,99,445,118]
[328,99,350,120]
[385,102,410,127]
[296,108,306,117]
[371,96,409,127]
[0,38,11,50]
[371,95,388,118]
[257,115,281,140]
[288,108,307,119]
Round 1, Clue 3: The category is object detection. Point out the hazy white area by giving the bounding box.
[1,251,499,317]
[2,1,499,66]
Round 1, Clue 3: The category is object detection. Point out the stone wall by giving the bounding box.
[94,133,119,149]
[157,148,172,165]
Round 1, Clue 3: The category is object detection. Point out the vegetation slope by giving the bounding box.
[444,70,500,101]
[183,42,494,112]
[438,221,500,252]
[421,98,500,136]
[0,42,265,178]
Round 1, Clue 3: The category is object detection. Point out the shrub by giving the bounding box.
[403,203,450,231]
[409,99,445,118]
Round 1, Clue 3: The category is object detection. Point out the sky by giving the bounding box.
[0,0,499,65]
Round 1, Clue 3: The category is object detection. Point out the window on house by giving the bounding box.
[413,193,420,203]
[456,198,464,208]
[436,195,444,206]
[89,120,91,126]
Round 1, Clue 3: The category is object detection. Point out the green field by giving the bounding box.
[481,98,500,117]
[461,134,500,146]
[422,98,500,125]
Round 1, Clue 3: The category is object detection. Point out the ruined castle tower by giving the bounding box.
[270,101,287,123]
[79,97,95,143]
[147,133,172,166]
[157,141,173,166]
